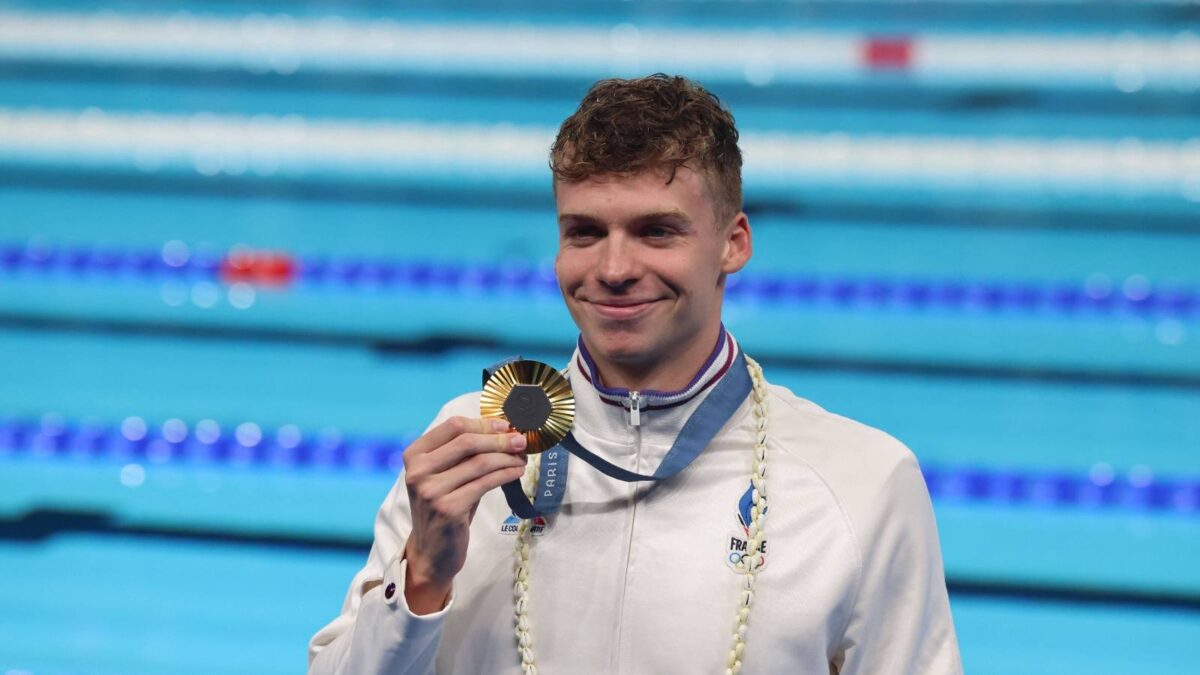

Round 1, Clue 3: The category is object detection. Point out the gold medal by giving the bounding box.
[480,360,574,454]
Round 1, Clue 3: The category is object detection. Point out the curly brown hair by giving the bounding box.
[550,74,743,223]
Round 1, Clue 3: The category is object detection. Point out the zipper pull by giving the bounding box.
[629,391,641,427]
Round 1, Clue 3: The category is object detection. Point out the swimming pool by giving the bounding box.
[2,1,1198,672]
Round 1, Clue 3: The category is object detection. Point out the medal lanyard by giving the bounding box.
[494,351,752,519]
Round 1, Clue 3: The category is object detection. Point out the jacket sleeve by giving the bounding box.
[307,403,463,674]
[834,451,963,675]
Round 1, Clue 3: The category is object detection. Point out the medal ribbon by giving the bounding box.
[492,351,753,519]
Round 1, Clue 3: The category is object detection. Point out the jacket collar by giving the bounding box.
[567,327,741,450]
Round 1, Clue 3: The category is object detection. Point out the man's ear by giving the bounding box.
[721,212,752,275]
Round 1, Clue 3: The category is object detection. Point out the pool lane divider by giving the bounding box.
[2,107,1198,201]
[2,413,1197,516]
[1,240,1197,321]
[1,10,1197,88]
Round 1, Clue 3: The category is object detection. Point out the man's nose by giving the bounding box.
[595,235,641,290]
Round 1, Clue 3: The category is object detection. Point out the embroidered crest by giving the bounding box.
[725,482,767,573]
[501,513,547,536]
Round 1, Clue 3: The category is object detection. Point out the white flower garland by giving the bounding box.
[512,356,769,675]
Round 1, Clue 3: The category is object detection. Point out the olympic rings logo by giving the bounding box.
[727,551,766,567]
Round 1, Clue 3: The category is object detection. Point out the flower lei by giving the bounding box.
[512,356,769,675]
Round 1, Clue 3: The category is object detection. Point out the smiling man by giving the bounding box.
[556,171,748,391]
[309,75,961,674]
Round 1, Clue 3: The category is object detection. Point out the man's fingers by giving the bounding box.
[418,451,526,505]
[420,431,527,475]
[436,464,529,519]
[406,416,510,456]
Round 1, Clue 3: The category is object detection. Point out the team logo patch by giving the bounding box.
[725,482,767,573]
[500,513,548,536]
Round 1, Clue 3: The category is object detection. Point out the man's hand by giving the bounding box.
[401,416,528,614]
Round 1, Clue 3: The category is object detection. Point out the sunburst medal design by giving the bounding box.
[480,360,575,454]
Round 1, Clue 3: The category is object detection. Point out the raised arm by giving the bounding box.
[307,401,527,674]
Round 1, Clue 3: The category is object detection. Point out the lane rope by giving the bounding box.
[1,412,1196,514]
[2,241,1196,320]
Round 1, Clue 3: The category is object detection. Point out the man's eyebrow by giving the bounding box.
[558,210,694,230]
[634,210,691,226]
[557,213,603,227]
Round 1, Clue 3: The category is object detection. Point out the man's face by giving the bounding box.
[554,166,751,378]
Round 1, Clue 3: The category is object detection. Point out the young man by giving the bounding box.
[309,74,961,674]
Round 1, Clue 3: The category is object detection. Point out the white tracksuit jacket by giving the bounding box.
[308,334,962,674]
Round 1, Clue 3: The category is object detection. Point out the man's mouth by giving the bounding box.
[585,299,661,320]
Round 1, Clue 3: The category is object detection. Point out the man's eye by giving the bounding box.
[643,225,673,239]
[566,227,601,240]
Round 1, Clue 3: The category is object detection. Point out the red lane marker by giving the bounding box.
[220,250,256,284]
[862,37,913,70]
[220,250,296,288]
[258,253,296,286]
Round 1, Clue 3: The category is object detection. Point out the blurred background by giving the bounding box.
[1,0,1198,673]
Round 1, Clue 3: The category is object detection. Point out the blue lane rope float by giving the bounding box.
[0,414,412,474]
[1,240,1196,320]
[1,413,1196,515]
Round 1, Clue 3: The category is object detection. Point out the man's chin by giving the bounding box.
[580,330,655,367]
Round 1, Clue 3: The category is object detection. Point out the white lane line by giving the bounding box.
[0,108,553,176]
[1,108,1197,197]
[0,11,1197,89]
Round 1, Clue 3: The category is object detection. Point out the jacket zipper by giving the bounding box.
[614,390,643,671]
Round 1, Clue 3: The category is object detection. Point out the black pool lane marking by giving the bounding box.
[3,312,1200,392]
[3,507,1199,613]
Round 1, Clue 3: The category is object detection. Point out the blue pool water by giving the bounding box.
[1,1,1198,672]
